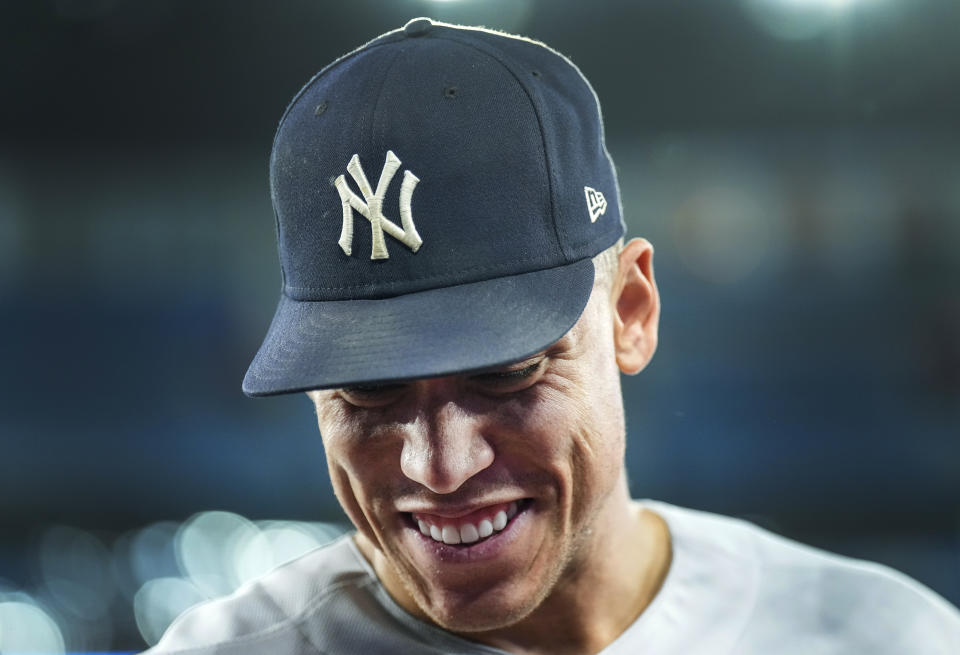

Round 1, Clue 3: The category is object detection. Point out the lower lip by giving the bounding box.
[405,500,533,564]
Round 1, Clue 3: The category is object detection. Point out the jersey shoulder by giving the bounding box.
[752,524,959,653]
[650,501,960,655]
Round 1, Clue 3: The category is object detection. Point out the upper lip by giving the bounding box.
[397,498,526,519]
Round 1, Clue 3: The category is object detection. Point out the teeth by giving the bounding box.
[441,525,461,545]
[460,523,479,543]
[478,519,493,538]
[417,502,524,545]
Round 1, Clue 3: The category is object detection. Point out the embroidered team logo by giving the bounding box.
[584,186,607,223]
[334,151,423,260]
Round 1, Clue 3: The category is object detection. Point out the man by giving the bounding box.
[148,18,960,654]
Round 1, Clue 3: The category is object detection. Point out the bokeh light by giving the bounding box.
[258,521,337,566]
[233,520,337,583]
[671,167,788,286]
[133,577,207,648]
[38,526,115,622]
[128,521,182,593]
[1,512,346,650]
[0,599,66,654]
[130,513,345,645]
[739,0,863,40]
[175,511,258,598]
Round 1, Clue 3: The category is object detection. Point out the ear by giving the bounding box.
[610,238,660,374]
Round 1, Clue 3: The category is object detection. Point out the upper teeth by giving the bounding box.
[417,501,519,545]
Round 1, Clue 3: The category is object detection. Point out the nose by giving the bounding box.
[399,397,495,494]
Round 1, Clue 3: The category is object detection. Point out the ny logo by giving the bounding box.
[584,186,607,223]
[334,151,423,260]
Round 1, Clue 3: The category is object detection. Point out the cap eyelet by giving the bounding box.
[444,86,458,98]
[531,70,541,78]
[314,101,328,116]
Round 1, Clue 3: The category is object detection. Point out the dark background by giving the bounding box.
[1,0,958,651]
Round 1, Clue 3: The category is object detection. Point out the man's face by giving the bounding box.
[308,284,629,632]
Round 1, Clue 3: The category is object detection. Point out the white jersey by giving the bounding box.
[145,500,960,654]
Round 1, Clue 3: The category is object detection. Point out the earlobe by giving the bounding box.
[611,238,660,375]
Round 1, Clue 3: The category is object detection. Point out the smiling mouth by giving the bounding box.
[408,499,531,546]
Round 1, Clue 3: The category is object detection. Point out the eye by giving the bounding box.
[470,359,544,392]
[338,382,407,407]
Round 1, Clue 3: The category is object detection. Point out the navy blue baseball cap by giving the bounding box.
[243,18,625,396]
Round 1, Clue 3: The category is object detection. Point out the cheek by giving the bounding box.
[317,404,397,478]
[323,440,405,551]
[490,388,572,465]
[529,373,625,497]
[316,412,400,535]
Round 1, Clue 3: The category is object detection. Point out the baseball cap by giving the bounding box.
[242,17,625,396]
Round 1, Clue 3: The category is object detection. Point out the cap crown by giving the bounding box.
[269,19,624,302]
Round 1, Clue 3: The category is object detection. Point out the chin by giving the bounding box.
[421,589,540,634]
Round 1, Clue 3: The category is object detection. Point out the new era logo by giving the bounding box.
[584,186,607,223]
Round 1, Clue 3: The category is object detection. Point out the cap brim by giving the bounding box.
[242,258,596,396]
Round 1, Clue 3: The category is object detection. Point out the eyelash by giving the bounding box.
[341,382,404,396]
[475,361,541,382]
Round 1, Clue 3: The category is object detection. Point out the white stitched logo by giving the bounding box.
[334,151,423,260]
[584,186,607,223]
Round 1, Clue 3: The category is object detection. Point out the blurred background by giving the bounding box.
[1,0,959,652]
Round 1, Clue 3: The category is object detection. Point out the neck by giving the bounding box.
[469,477,672,655]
